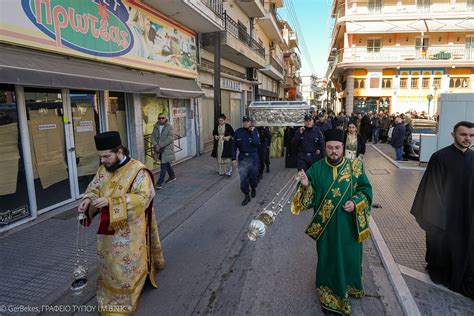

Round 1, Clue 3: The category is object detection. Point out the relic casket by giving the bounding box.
[248,101,310,127]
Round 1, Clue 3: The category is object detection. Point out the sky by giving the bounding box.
[278,0,333,78]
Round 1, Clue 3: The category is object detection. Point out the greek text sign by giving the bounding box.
[0,0,197,78]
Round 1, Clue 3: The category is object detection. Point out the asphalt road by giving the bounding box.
[134,158,401,316]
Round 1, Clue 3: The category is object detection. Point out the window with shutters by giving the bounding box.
[367,39,382,53]
[422,78,430,89]
[382,78,392,89]
[411,78,419,89]
[400,78,408,89]
[449,77,470,89]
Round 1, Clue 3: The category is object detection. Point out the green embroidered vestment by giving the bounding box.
[291,158,373,315]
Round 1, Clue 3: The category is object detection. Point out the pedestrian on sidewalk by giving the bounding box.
[232,116,260,206]
[211,114,234,177]
[371,112,382,144]
[403,115,413,160]
[343,122,366,160]
[291,113,325,171]
[257,126,272,179]
[78,131,165,314]
[152,113,176,189]
[291,128,373,315]
[390,117,406,161]
[360,112,372,143]
[411,121,474,299]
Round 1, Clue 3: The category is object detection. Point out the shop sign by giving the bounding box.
[1,0,197,78]
[221,78,241,92]
[172,107,187,118]
[0,205,30,226]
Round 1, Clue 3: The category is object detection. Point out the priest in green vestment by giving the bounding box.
[291,128,373,315]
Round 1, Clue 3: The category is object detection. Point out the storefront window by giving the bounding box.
[141,95,170,170]
[0,85,30,226]
[70,90,100,194]
[25,88,71,210]
[107,92,128,147]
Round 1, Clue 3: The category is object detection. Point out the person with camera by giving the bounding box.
[152,113,176,190]
[291,113,325,171]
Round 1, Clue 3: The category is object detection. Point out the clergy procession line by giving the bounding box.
[75,112,473,315]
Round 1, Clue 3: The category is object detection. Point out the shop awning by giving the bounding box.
[0,46,203,98]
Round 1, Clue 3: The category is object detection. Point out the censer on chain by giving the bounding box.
[247,174,300,241]
[71,211,89,295]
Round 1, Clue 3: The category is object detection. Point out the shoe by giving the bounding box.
[165,177,177,184]
[251,187,256,198]
[241,194,251,206]
[225,171,232,177]
[266,166,270,173]
[155,184,163,190]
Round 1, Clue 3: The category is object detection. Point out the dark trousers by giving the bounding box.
[157,162,175,185]
[238,158,258,194]
[258,146,270,175]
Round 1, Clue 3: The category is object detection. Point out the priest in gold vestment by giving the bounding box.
[292,129,372,315]
[79,131,165,315]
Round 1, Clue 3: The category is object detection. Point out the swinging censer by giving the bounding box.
[247,174,300,241]
[71,211,89,295]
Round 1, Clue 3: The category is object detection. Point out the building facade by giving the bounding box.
[281,21,302,100]
[0,0,205,231]
[327,0,474,115]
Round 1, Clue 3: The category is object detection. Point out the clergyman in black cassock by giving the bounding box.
[410,121,474,299]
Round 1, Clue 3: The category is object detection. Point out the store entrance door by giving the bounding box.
[68,90,101,195]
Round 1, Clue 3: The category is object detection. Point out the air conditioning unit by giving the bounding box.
[246,68,258,81]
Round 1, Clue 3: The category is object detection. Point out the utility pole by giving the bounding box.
[213,31,221,127]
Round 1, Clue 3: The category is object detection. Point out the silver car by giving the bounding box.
[409,119,438,158]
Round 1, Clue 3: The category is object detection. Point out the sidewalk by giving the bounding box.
[364,145,474,315]
[0,154,227,313]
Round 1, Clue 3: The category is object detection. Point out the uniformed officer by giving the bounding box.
[232,116,260,206]
[257,126,272,180]
[291,113,325,171]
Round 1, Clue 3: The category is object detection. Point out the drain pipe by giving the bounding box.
[194,98,201,157]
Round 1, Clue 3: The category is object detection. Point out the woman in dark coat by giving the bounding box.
[211,114,235,176]
[343,122,366,159]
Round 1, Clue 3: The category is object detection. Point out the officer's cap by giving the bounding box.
[242,115,251,122]
[304,114,313,120]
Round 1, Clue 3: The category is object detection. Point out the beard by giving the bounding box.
[455,138,471,149]
[327,154,343,165]
[104,157,121,172]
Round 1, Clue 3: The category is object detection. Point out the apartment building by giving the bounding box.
[327,0,474,116]
[301,75,328,109]
[281,21,303,100]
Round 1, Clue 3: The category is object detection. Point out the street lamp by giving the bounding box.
[427,94,433,117]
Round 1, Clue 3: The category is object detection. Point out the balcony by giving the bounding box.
[284,51,301,69]
[235,0,266,17]
[143,0,224,32]
[288,31,298,49]
[336,1,474,18]
[202,13,266,68]
[335,45,474,67]
[257,9,284,43]
[261,56,284,81]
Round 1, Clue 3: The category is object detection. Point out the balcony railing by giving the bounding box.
[270,56,284,74]
[201,0,224,18]
[338,46,474,63]
[334,0,474,17]
[224,12,265,58]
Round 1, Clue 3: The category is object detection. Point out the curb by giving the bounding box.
[369,218,421,316]
[369,145,426,171]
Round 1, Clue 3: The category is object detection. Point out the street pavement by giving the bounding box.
[0,146,472,315]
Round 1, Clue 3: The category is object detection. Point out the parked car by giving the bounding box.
[409,119,438,158]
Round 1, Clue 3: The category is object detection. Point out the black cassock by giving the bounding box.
[411,144,474,299]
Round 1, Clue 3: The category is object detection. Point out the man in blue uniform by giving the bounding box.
[232,116,260,206]
[257,126,272,180]
[291,113,325,171]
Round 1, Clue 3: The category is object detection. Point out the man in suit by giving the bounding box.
[152,113,176,190]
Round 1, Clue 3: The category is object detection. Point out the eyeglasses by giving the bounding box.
[158,117,165,120]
